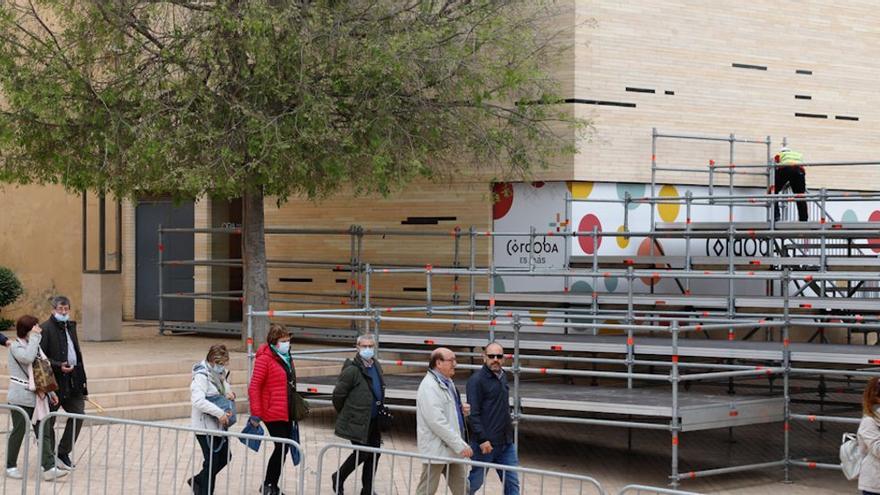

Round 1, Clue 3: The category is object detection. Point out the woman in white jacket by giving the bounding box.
[858,377,880,495]
[189,344,235,495]
[6,315,66,481]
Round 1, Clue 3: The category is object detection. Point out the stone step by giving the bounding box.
[0,359,339,392]
[0,383,248,407]
[83,399,252,422]
[0,362,342,420]
[0,355,250,379]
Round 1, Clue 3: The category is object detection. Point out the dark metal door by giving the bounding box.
[135,200,194,321]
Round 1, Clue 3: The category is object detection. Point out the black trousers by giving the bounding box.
[264,421,294,487]
[49,393,85,457]
[773,166,808,221]
[194,435,229,494]
[335,419,381,495]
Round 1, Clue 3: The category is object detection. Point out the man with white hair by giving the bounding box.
[415,347,472,495]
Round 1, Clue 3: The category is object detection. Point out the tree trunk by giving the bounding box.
[242,188,269,345]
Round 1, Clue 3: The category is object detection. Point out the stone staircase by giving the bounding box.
[0,354,342,422]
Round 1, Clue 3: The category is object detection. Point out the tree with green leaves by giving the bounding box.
[0,0,585,343]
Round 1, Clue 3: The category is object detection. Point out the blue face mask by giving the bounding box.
[359,347,375,360]
[275,341,290,355]
[54,313,69,323]
[211,364,226,375]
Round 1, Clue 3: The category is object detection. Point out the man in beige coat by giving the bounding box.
[415,347,473,495]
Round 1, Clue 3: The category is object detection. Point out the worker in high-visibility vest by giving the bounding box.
[771,146,808,221]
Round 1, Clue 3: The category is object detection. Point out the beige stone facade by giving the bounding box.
[4,0,880,324]
[0,184,82,320]
[567,0,880,189]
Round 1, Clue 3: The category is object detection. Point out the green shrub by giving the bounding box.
[0,318,12,331]
[0,266,23,309]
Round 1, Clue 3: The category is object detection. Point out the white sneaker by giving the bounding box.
[5,467,22,479]
[55,454,75,471]
[42,467,68,481]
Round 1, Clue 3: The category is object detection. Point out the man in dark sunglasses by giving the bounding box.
[465,342,520,494]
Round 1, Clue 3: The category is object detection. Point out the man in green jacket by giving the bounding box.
[331,333,386,495]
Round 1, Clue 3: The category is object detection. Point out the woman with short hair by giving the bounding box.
[189,344,235,494]
[248,323,297,495]
[6,315,66,481]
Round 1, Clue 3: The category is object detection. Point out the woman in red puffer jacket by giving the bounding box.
[248,323,296,495]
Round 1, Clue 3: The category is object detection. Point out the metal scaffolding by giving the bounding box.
[160,128,880,489]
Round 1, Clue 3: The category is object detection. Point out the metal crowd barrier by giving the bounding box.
[617,485,703,495]
[32,411,305,495]
[314,442,607,495]
[0,404,34,495]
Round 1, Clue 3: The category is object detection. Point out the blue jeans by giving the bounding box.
[467,442,520,495]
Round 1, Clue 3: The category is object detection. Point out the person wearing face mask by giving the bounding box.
[39,295,87,471]
[330,333,386,494]
[248,323,296,495]
[189,344,235,494]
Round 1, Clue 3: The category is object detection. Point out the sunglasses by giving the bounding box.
[486,354,504,360]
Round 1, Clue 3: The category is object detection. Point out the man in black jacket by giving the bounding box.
[331,333,385,495]
[466,342,519,495]
[40,296,88,471]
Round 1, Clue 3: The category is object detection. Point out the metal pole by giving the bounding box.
[783,269,792,483]
[728,133,735,224]
[247,304,254,382]
[349,225,357,331]
[670,321,681,489]
[489,262,496,341]
[592,226,599,334]
[426,265,433,315]
[708,159,715,201]
[564,192,572,295]
[727,225,735,341]
[512,314,522,459]
[357,226,364,328]
[685,191,692,295]
[453,226,461,308]
[158,224,165,335]
[651,127,658,231]
[365,264,372,333]
[819,189,828,299]
[766,135,773,222]
[528,225,536,272]
[469,226,476,311]
[626,265,634,389]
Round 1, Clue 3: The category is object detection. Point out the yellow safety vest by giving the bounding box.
[778,150,804,166]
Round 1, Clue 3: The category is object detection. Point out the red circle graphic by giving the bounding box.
[870,210,880,253]
[492,183,514,220]
[577,214,603,254]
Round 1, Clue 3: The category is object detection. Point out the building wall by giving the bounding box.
[258,181,493,330]
[11,1,880,326]
[0,184,82,321]
[570,0,880,189]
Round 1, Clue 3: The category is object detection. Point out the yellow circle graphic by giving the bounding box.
[658,185,680,222]
[530,310,547,324]
[616,225,630,248]
[567,181,594,199]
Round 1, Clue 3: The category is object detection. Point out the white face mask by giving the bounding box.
[54,313,69,323]
[275,341,290,354]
